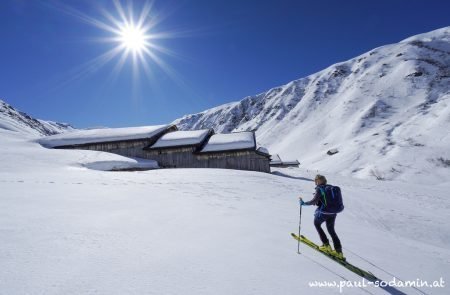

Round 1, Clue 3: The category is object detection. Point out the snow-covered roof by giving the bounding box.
[257,146,270,155]
[38,125,172,148]
[200,132,255,153]
[149,129,212,149]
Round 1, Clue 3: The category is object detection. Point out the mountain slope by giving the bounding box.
[0,99,74,136]
[174,27,450,183]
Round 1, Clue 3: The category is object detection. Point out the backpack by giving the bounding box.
[317,185,344,214]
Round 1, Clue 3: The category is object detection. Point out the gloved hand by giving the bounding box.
[299,198,306,206]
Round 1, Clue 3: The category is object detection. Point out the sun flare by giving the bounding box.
[51,0,181,85]
[119,24,148,53]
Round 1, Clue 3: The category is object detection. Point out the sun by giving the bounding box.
[49,0,181,84]
[118,24,148,53]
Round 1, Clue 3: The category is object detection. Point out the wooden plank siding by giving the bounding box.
[143,148,270,173]
[56,141,270,173]
[196,151,270,173]
[55,138,154,159]
[143,147,199,168]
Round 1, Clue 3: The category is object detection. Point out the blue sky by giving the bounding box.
[1,0,449,128]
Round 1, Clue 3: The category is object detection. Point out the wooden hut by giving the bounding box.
[143,129,214,168]
[196,131,271,173]
[143,130,271,172]
[39,125,272,173]
[38,125,177,158]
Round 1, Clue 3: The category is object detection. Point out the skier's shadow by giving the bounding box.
[271,171,314,182]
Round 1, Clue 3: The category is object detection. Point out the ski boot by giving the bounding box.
[331,250,346,261]
[319,243,332,253]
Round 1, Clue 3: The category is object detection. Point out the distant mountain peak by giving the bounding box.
[0,99,74,136]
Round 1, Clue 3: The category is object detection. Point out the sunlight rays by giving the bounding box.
[45,0,180,85]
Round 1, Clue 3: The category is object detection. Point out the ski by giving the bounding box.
[291,233,379,281]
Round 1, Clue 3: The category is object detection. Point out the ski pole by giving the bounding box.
[297,200,302,254]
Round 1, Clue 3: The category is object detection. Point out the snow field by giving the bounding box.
[1,130,449,294]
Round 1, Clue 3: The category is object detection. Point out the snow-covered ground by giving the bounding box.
[1,129,449,294]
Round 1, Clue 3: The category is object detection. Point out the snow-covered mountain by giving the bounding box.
[174,27,450,183]
[0,99,74,136]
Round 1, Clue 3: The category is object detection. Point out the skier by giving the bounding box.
[299,174,345,260]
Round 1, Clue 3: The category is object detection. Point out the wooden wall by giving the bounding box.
[60,140,271,173]
[144,148,270,173]
[59,138,152,159]
[144,147,198,168]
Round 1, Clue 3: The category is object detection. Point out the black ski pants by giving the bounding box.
[314,213,342,252]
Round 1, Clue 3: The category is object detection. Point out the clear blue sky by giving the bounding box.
[1,0,449,128]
